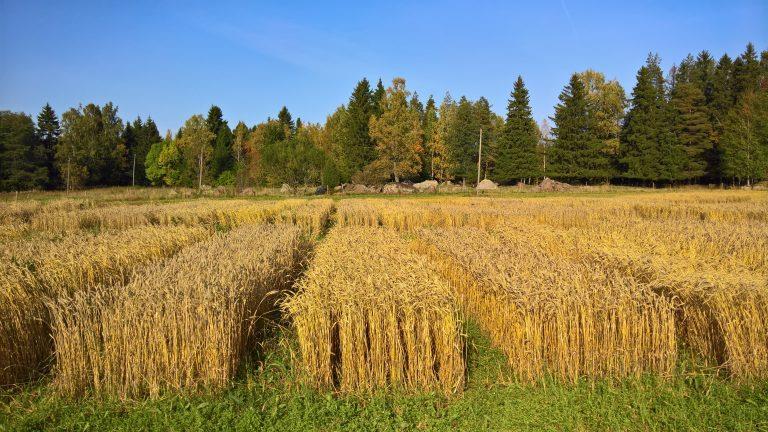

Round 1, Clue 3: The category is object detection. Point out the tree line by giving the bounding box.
[1,43,767,192]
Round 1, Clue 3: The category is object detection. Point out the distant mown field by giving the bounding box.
[2,188,767,431]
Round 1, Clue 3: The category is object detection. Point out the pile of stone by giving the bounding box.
[476,179,499,191]
[533,177,572,192]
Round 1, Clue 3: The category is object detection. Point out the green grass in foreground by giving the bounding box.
[2,323,767,432]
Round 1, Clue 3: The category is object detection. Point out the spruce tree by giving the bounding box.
[692,51,716,104]
[421,96,439,178]
[139,118,161,184]
[371,79,386,117]
[669,81,715,181]
[409,92,424,122]
[122,122,137,184]
[36,103,61,188]
[620,54,680,184]
[550,74,611,182]
[733,42,761,100]
[342,78,375,179]
[447,96,478,183]
[211,124,234,182]
[0,111,48,191]
[206,106,226,135]
[277,106,294,133]
[495,76,540,183]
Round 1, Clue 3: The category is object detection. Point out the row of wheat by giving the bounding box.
[48,224,309,398]
[1,226,210,387]
[283,226,465,395]
[413,225,677,382]
[336,192,767,381]
[1,199,334,389]
[570,218,768,380]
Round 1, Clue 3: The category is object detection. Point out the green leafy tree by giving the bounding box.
[145,130,185,186]
[177,114,215,188]
[35,103,60,188]
[56,103,126,189]
[425,93,457,181]
[578,69,626,166]
[495,76,541,183]
[321,106,350,181]
[0,111,48,191]
[472,97,502,180]
[231,121,249,190]
[720,90,768,185]
[368,78,423,183]
[259,121,323,186]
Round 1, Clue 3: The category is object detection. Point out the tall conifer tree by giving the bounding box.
[495,76,541,183]
[620,54,680,184]
[550,74,612,182]
[36,103,61,188]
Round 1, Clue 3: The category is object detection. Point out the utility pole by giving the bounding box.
[198,152,203,190]
[132,153,136,187]
[66,156,71,195]
[476,128,483,185]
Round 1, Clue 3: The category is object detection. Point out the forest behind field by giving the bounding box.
[2,43,767,192]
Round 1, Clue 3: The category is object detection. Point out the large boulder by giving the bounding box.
[476,179,499,190]
[382,183,416,194]
[413,179,438,193]
[315,185,327,195]
[280,183,294,194]
[345,184,373,194]
[439,181,462,192]
[535,177,572,192]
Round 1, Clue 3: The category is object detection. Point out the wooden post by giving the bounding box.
[476,128,483,186]
[198,153,203,190]
[66,156,71,195]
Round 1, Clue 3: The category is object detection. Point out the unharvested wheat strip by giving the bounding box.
[283,226,465,395]
[0,226,210,387]
[273,199,334,235]
[589,242,768,380]
[49,224,309,399]
[29,199,255,231]
[543,210,768,379]
[413,224,677,383]
[27,198,322,233]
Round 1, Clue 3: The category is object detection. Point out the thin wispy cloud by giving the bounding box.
[560,0,578,38]
[190,14,376,75]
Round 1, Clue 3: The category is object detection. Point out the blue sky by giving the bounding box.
[1,0,766,133]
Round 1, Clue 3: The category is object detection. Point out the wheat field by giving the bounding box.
[1,190,767,403]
